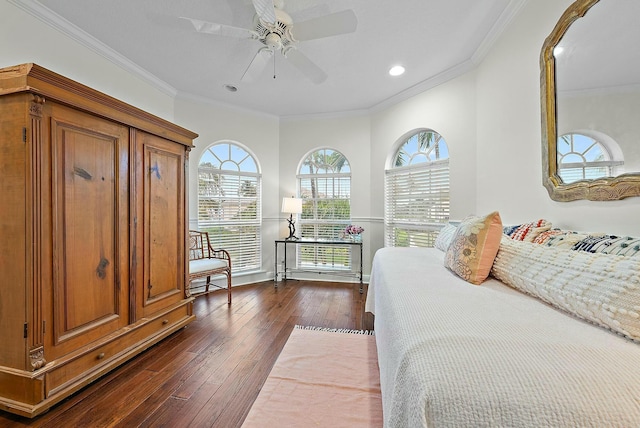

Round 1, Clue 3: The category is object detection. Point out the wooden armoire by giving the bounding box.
[0,63,197,417]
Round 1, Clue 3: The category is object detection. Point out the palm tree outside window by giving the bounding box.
[385,130,450,247]
[297,148,352,270]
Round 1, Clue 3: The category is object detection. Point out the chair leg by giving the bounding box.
[205,275,211,292]
[226,270,232,305]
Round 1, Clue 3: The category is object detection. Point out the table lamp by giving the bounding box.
[282,197,302,240]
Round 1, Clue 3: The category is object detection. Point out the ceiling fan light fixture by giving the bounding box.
[184,0,356,84]
[389,65,405,76]
[265,32,283,50]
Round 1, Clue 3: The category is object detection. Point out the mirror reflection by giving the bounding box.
[541,0,640,201]
[556,132,623,183]
[555,0,640,183]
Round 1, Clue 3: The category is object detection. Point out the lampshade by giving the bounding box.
[281,197,302,214]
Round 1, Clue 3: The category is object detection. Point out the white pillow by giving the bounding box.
[491,237,640,342]
[434,223,458,252]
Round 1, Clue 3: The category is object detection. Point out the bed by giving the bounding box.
[365,245,640,427]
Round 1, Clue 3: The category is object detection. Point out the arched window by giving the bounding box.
[298,148,352,269]
[198,142,261,272]
[557,132,624,183]
[385,130,450,247]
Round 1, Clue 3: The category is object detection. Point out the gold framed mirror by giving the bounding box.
[541,0,640,201]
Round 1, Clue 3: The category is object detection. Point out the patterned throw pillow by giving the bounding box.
[572,235,640,258]
[492,238,640,342]
[444,211,502,285]
[532,228,566,245]
[543,232,590,249]
[604,237,640,257]
[503,224,520,236]
[505,219,552,242]
[572,235,617,252]
[434,223,459,252]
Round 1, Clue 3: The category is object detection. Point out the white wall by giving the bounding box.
[174,97,280,284]
[279,113,372,274]
[277,71,478,273]
[369,72,479,252]
[0,1,175,121]
[558,89,640,172]
[279,0,640,264]
[0,1,282,284]
[279,113,371,217]
[5,0,640,284]
[475,0,640,235]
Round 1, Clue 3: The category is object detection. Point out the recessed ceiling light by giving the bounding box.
[224,84,238,92]
[389,65,405,76]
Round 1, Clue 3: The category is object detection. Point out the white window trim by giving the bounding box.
[385,130,450,248]
[557,131,625,182]
[197,142,262,273]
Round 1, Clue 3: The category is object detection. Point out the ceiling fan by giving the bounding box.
[181,0,357,84]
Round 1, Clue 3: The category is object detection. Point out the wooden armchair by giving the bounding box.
[188,230,232,304]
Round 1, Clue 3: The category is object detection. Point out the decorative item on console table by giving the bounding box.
[341,224,364,242]
[0,63,197,418]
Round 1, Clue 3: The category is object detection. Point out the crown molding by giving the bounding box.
[368,60,476,114]
[9,0,530,120]
[559,82,640,99]
[8,0,177,97]
[369,0,528,115]
[472,0,529,63]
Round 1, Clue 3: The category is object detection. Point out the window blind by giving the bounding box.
[385,159,449,247]
[558,160,622,183]
[198,168,261,272]
[298,172,351,270]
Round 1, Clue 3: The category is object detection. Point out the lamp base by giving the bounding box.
[285,215,298,241]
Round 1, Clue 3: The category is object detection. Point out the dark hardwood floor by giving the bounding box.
[0,280,368,427]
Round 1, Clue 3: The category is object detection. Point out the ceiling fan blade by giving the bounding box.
[293,10,357,42]
[252,0,276,25]
[242,48,273,82]
[180,17,256,39]
[285,49,327,84]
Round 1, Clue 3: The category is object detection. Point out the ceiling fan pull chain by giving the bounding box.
[273,51,276,79]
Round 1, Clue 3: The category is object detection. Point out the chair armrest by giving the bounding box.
[208,246,231,265]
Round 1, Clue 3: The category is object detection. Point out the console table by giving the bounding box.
[274,239,364,293]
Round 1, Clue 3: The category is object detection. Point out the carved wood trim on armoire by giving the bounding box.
[0,63,198,418]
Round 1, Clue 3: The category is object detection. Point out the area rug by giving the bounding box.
[242,326,382,427]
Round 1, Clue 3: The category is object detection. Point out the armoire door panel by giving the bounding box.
[136,131,185,317]
[147,148,180,301]
[48,105,130,358]
[58,128,117,328]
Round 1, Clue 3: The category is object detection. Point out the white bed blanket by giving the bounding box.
[366,247,640,428]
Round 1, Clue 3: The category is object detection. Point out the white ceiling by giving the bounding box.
[20,0,525,117]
